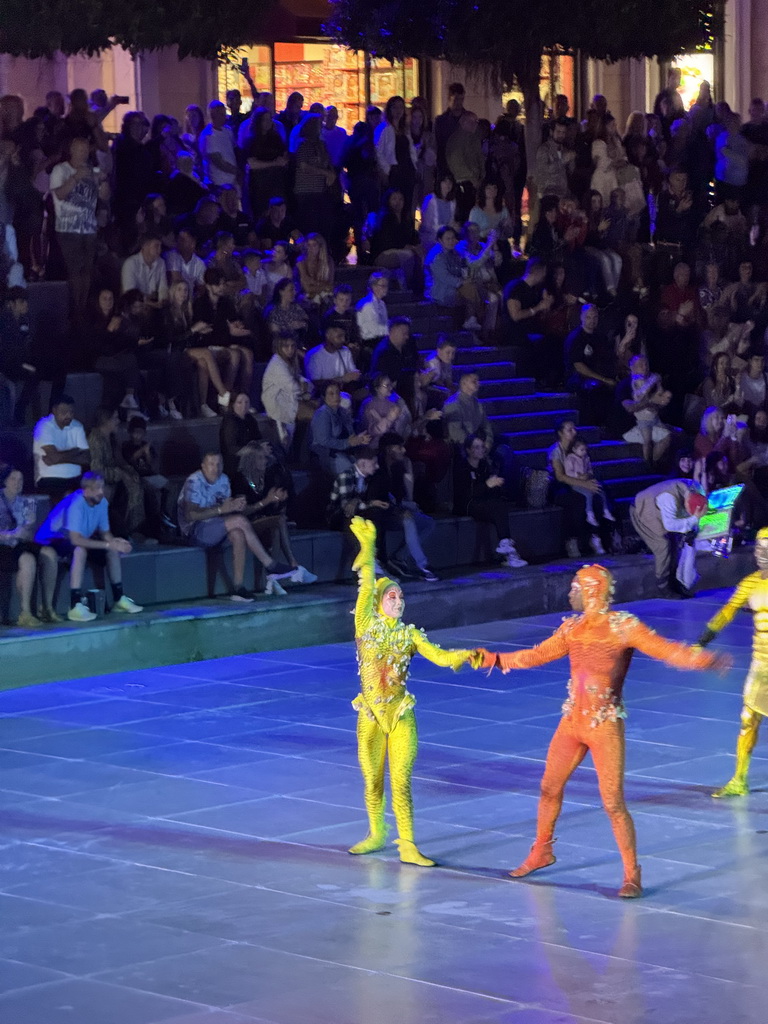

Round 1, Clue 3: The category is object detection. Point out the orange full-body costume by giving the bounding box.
[480,564,724,897]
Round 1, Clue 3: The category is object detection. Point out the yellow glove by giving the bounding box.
[350,516,377,573]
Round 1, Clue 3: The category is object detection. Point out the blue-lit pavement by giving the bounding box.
[0,590,765,1023]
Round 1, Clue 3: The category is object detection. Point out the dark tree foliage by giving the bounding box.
[0,0,277,60]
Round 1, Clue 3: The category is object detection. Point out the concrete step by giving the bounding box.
[480,393,575,416]
[601,474,666,499]
[590,457,653,481]
[451,347,508,365]
[475,378,535,398]
[513,439,641,468]
[501,424,596,454]
[454,361,518,381]
[489,409,580,434]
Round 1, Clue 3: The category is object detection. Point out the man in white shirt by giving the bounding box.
[121,234,169,304]
[164,228,206,297]
[33,394,90,498]
[305,325,361,394]
[630,479,707,597]
[355,271,390,349]
[199,100,239,189]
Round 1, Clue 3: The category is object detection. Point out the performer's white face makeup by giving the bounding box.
[381,585,404,620]
[569,580,584,612]
[756,539,768,572]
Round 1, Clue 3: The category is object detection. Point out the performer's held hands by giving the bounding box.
[711,653,733,676]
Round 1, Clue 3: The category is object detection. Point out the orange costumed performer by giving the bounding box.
[477,564,729,898]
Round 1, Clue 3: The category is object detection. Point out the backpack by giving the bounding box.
[524,468,550,509]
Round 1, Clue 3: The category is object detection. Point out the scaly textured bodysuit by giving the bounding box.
[350,518,472,864]
[700,529,768,796]
[483,565,719,895]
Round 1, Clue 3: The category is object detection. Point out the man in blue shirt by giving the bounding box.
[35,472,143,622]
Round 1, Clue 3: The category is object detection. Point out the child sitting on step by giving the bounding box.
[564,435,617,529]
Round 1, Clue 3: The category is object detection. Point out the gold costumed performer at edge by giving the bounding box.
[348,517,479,866]
[477,564,728,898]
[699,527,768,798]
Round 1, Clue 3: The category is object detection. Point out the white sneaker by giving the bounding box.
[200,403,218,418]
[290,565,318,585]
[67,599,97,623]
[167,400,183,420]
[217,391,231,408]
[114,595,143,614]
[264,577,288,596]
[565,539,581,559]
[462,316,481,331]
[157,404,170,419]
[505,546,528,568]
[589,535,606,555]
[603,508,616,522]
[586,511,598,527]
[495,538,513,555]
[120,392,140,411]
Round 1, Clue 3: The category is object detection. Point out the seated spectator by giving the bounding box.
[442,371,493,448]
[120,233,169,307]
[584,190,622,297]
[655,170,698,253]
[456,222,503,334]
[193,267,253,399]
[33,395,90,498]
[701,198,749,279]
[305,324,362,398]
[0,286,37,425]
[737,351,768,417]
[453,434,527,567]
[405,372,451,505]
[233,442,316,589]
[261,241,293,293]
[721,259,766,325]
[563,434,616,533]
[700,351,738,409]
[88,407,156,540]
[547,417,599,558]
[162,280,230,417]
[177,453,294,602]
[424,225,488,332]
[254,197,297,251]
[424,335,459,401]
[0,465,58,627]
[138,194,175,250]
[322,283,361,357]
[261,332,315,448]
[370,316,418,402]
[355,271,390,357]
[358,374,412,446]
[366,432,437,581]
[309,381,371,474]
[502,257,554,376]
[34,471,143,622]
[419,173,457,250]
[165,150,207,218]
[468,180,512,240]
[367,188,420,289]
[564,304,618,424]
[175,196,221,251]
[220,392,263,481]
[121,416,169,526]
[295,232,334,306]
[206,231,247,295]
[241,249,268,306]
[527,195,562,262]
[621,354,672,466]
[164,228,206,298]
[265,278,310,345]
[217,184,254,248]
[89,288,143,414]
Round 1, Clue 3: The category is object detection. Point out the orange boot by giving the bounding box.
[618,865,642,898]
[509,839,556,878]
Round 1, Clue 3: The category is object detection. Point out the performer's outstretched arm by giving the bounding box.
[698,577,756,646]
[623,616,727,671]
[483,621,572,673]
[411,629,474,671]
[350,516,378,635]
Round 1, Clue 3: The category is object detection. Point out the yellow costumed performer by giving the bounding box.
[699,527,768,797]
[348,516,477,866]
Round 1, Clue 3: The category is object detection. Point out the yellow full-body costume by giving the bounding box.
[349,517,473,866]
[700,528,768,797]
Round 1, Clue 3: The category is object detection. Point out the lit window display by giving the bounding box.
[218,46,274,114]
[369,56,419,107]
[670,51,715,110]
[502,51,575,117]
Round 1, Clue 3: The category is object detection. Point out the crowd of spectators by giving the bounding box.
[4,67,768,621]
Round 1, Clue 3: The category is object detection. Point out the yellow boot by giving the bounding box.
[395,839,436,867]
[712,707,761,798]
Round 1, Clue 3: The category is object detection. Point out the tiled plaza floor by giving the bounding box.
[1,589,767,1024]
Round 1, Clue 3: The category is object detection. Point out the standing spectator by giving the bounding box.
[534,119,574,201]
[344,120,380,258]
[165,152,207,219]
[243,106,288,220]
[276,92,304,137]
[35,472,143,622]
[434,82,466,177]
[410,102,437,212]
[0,465,59,627]
[33,395,89,498]
[181,104,206,168]
[446,112,484,223]
[112,111,153,252]
[714,112,750,206]
[177,453,293,602]
[293,114,336,240]
[49,137,106,316]
[199,100,238,190]
[261,332,314,448]
[419,173,457,250]
[375,96,417,211]
[322,106,347,170]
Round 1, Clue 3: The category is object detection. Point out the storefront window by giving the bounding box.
[670,51,715,111]
[274,42,365,130]
[501,51,575,118]
[369,56,420,107]
[218,46,273,113]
